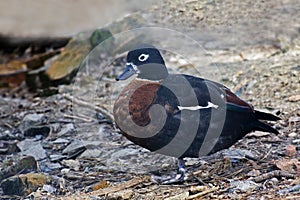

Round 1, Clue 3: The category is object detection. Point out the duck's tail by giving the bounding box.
[254,110,281,121]
[251,110,280,134]
[252,120,279,134]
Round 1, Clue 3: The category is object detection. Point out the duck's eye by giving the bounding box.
[138,54,149,62]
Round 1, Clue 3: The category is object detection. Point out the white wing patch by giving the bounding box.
[178,102,219,111]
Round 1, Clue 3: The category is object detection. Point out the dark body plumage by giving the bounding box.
[113,45,280,160]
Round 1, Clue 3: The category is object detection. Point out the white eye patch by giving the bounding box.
[138,54,149,62]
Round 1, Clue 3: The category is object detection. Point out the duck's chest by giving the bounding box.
[113,79,161,129]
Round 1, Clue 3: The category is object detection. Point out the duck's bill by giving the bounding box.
[116,63,137,81]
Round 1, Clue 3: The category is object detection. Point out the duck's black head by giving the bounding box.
[116,44,169,81]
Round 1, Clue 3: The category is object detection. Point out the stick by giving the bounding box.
[63,93,114,122]
[254,170,294,183]
[187,186,219,199]
[91,176,151,196]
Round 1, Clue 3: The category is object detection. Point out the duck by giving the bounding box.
[113,44,280,184]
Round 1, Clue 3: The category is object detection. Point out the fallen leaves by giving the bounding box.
[276,158,300,174]
[89,176,150,197]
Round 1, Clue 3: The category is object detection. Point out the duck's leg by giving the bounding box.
[160,158,187,184]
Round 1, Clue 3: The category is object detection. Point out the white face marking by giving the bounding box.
[126,62,139,73]
[221,94,225,99]
[178,102,219,111]
[138,54,149,62]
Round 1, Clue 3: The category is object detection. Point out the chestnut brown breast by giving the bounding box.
[113,79,161,133]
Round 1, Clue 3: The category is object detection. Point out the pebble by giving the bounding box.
[229,180,260,192]
[0,156,37,182]
[62,139,86,158]
[164,192,189,200]
[79,149,102,158]
[24,126,51,137]
[57,123,75,136]
[285,144,297,157]
[50,154,67,162]
[107,189,133,200]
[61,168,71,174]
[292,139,300,144]
[247,169,261,177]
[288,94,300,102]
[52,138,70,144]
[0,140,19,154]
[288,132,297,138]
[61,159,81,171]
[46,162,63,170]
[22,113,47,124]
[1,173,52,196]
[289,116,300,123]
[17,139,47,160]
[42,184,57,194]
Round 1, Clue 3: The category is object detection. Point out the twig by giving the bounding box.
[90,176,151,196]
[63,113,94,122]
[223,168,244,178]
[254,170,294,183]
[260,147,273,160]
[277,184,300,195]
[63,93,114,122]
[187,186,219,199]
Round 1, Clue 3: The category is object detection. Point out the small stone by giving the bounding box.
[92,180,109,191]
[161,163,171,170]
[62,139,86,158]
[22,113,46,124]
[292,139,300,144]
[247,131,270,138]
[46,162,63,170]
[230,180,260,192]
[24,126,50,137]
[1,173,52,196]
[42,184,56,194]
[164,192,189,200]
[107,189,133,200]
[61,159,81,171]
[79,149,102,158]
[288,94,300,102]
[247,169,261,177]
[52,138,70,144]
[61,168,71,174]
[185,158,200,166]
[285,145,297,157]
[17,139,47,160]
[288,132,297,138]
[0,140,20,154]
[50,154,67,162]
[57,123,75,136]
[189,185,206,193]
[0,156,37,182]
[289,116,300,123]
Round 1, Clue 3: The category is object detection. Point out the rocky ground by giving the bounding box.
[0,0,300,199]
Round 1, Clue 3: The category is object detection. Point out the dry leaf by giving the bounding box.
[276,158,300,173]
